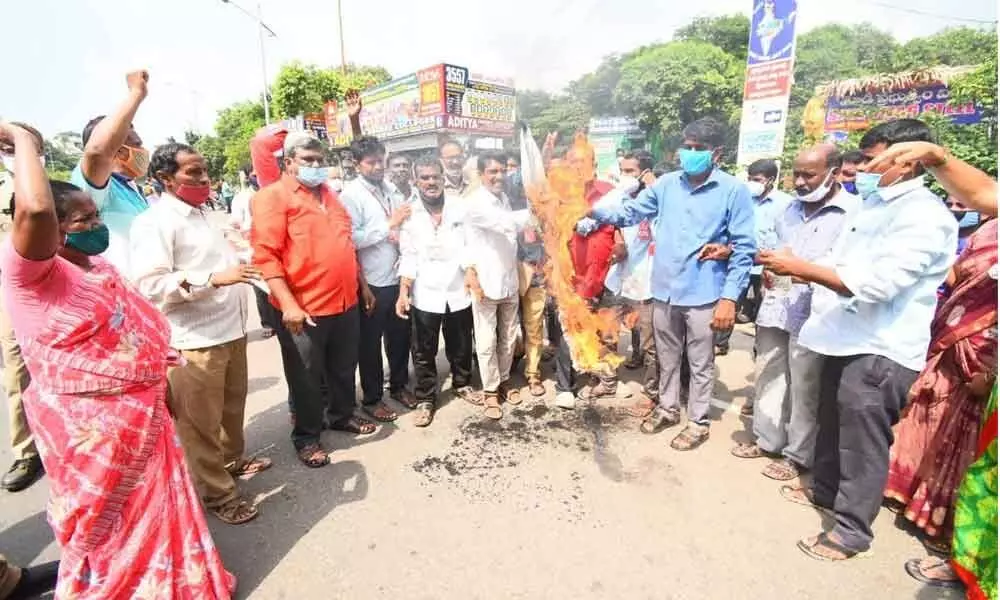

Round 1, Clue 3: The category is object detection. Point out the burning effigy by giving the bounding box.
[519,126,627,376]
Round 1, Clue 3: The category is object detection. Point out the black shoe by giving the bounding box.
[9,560,60,599]
[2,456,44,492]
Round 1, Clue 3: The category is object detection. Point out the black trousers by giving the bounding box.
[811,354,917,552]
[275,306,360,449]
[358,284,411,405]
[255,286,280,330]
[411,306,474,406]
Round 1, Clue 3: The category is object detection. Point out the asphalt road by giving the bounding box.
[0,215,965,599]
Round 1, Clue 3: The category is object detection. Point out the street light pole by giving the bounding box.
[257,2,271,123]
[220,0,277,124]
[337,0,346,74]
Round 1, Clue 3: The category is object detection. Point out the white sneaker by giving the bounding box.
[555,391,576,409]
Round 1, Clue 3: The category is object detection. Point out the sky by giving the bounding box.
[2,0,996,145]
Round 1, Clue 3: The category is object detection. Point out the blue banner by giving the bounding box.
[747,0,798,65]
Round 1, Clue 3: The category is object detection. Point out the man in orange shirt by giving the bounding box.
[251,132,376,468]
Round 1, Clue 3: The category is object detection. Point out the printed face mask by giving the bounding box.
[115,145,150,179]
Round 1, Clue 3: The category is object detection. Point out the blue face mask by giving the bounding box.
[65,223,110,256]
[842,180,857,195]
[854,171,883,200]
[678,148,714,176]
[296,166,329,188]
[957,210,981,229]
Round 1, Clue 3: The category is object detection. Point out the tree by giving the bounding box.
[894,27,998,71]
[43,140,78,173]
[675,14,751,58]
[271,61,391,118]
[791,24,899,107]
[949,54,998,132]
[615,41,743,160]
[194,135,228,182]
[213,100,266,179]
[564,54,625,117]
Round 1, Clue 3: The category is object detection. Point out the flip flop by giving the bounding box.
[797,532,872,562]
[904,558,963,588]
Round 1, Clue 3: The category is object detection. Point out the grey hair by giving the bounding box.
[283,131,324,160]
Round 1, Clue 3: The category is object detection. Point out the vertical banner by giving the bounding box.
[736,0,798,167]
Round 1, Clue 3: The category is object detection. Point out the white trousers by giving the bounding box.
[472,295,520,392]
[752,326,825,467]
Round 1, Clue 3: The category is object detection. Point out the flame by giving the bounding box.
[525,137,624,376]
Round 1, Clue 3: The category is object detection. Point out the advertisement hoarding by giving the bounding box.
[328,64,515,147]
[736,0,799,167]
[825,83,984,132]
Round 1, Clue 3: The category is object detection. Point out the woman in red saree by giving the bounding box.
[0,121,235,598]
[885,216,998,550]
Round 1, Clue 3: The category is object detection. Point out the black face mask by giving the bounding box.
[420,192,444,207]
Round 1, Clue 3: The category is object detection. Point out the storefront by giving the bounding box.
[322,63,517,157]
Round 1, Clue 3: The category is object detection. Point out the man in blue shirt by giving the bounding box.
[71,70,151,276]
[715,158,792,356]
[759,119,958,561]
[591,117,756,451]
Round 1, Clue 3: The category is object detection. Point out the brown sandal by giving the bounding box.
[363,401,398,423]
[504,386,523,406]
[731,443,767,459]
[212,498,259,525]
[670,425,710,451]
[296,444,330,468]
[626,398,656,419]
[329,416,377,435]
[780,485,833,515]
[455,386,483,406]
[762,458,803,481]
[483,392,503,420]
[528,379,546,397]
[413,402,435,428]
[226,456,274,478]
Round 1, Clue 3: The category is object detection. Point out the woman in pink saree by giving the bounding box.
[0,122,235,598]
[885,216,998,552]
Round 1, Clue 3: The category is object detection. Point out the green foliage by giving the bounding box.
[564,54,624,117]
[213,101,265,179]
[271,61,391,119]
[194,134,228,182]
[950,55,998,129]
[43,140,78,173]
[791,24,898,106]
[893,27,998,71]
[45,168,72,182]
[517,91,589,143]
[614,41,742,161]
[674,14,751,58]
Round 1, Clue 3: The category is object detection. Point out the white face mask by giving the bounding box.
[1,153,45,175]
[797,169,835,203]
[746,180,767,198]
[618,175,639,191]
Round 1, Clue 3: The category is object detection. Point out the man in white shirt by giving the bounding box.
[463,152,532,419]
[131,143,272,525]
[758,119,958,561]
[396,156,478,427]
[341,136,416,422]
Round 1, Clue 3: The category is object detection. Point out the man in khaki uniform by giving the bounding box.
[0,123,45,493]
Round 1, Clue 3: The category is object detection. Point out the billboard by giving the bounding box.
[825,83,984,132]
[736,0,799,167]
[329,73,443,146]
[328,64,516,146]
